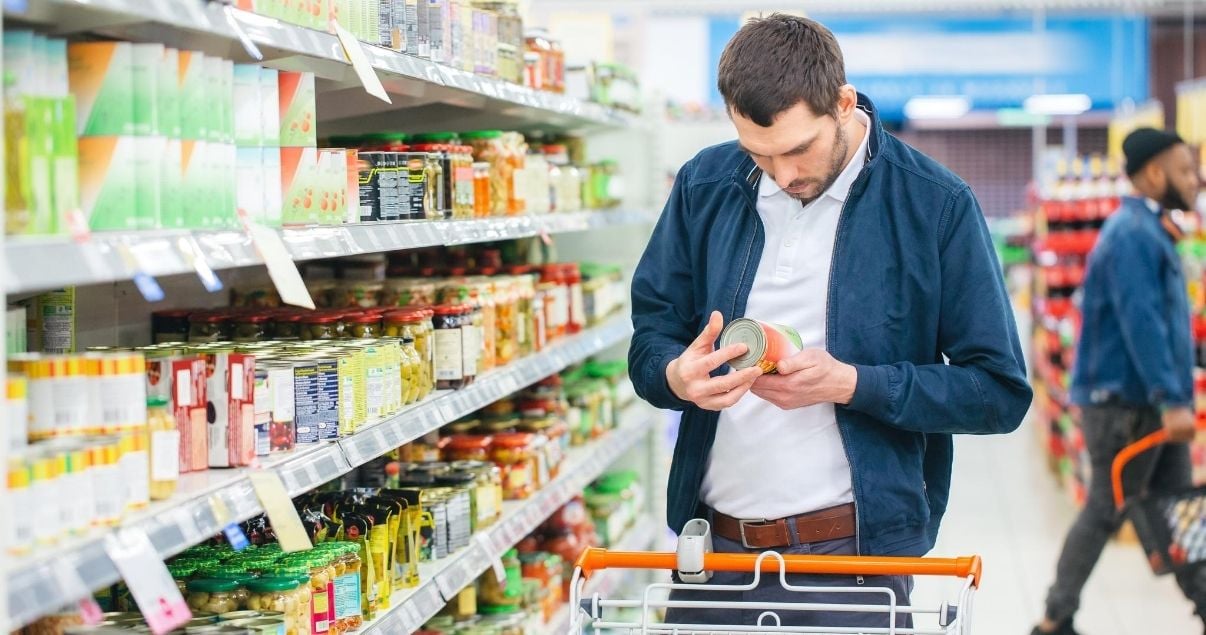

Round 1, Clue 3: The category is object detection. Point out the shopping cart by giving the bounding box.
[1112,425,1206,574]
[566,521,982,634]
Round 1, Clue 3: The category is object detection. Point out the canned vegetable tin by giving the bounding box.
[719,318,803,373]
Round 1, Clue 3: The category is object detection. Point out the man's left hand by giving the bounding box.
[751,349,858,409]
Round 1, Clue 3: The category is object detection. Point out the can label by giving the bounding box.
[720,318,803,374]
[313,357,340,441]
[292,361,320,444]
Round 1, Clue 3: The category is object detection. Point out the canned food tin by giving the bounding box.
[719,318,803,373]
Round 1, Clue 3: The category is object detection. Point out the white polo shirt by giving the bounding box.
[700,110,870,521]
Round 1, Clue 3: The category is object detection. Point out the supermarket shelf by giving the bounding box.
[548,514,663,634]
[361,408,656,634]
[4,314,633,629]
[3,210,657,294]
[5,0,633,133]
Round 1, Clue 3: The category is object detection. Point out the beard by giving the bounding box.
[786,124,850,206]
[1160,185,1194,213]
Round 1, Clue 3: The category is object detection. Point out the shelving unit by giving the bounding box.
[4,210,657,295]
[5,315,634,629]
[4,0,633,134]
[548,513,662,634]
[359,408,656,634]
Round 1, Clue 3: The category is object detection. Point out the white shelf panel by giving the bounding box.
[361,409,654,634]
[5,315,633,629]
[4,211,656,295]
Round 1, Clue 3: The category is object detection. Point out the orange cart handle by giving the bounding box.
[574,548,982,589]
[1111,418,1206,510]
[1111,428,1170,510]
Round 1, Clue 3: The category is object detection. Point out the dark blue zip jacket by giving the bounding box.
[1070,196,1194,409]
[629,94,1032,556]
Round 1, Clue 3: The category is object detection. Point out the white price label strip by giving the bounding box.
[50,560,103,625]
[242,214,315,309]
[249,471,313,552]
[333,21,391,103]
[103,528,192,634]
[474,533,507,585]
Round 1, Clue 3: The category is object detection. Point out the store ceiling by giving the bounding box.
[533,0,1202,16]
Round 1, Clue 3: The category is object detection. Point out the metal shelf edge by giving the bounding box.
[361,412,654,634]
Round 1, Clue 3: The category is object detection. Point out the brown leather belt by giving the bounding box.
[710,503,857,549]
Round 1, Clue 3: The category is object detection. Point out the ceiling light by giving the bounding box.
[1023,93,1092,116]
[903,96,971,120]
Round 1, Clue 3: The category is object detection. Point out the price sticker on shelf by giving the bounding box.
[103,528,192,634]
[50,560,103,625]
[239,210,315,309]
[332,20,391,103]
[249,471,314,553]
[176,236,223,293]
[209,495,250,552]
[115,244,166,303]
[473,534,507,585]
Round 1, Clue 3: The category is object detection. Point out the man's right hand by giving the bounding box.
[1162,407,1198,443]
[666,311,763,411]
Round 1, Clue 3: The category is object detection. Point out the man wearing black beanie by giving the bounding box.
[1033,128,1203,635]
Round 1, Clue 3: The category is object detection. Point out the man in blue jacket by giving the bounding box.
[628,14,1032,629]
[1033,128,1204,635]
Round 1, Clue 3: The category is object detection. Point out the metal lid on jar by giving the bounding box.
[718,318,766,370]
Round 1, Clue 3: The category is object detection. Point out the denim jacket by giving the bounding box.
[1070,196,1194,409]
[628,94,1032,556]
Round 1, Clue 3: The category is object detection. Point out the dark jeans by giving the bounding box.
[1045,404,1206,624]
[664,533,914,630]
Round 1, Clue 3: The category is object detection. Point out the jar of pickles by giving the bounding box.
[300,314,341,341]
[244,577,302,635]
[329,542,364,631]
[272,313,303,340]
[266,566,313,634]
[168,563,198,595]
[197,566,254,609]
[233,314,271,342]
[345,314,381,339]
[384,309,433,397]
[490,432,538,500]
[186,579,242,615]
[470,279,497,372]
[400,336,423,404]
[189,314,229,344]
[279,556,335,635]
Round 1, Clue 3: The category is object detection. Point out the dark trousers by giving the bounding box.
[1045,404,1206,624]
[664,533,913,630]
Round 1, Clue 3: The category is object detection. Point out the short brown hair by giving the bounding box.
[717,14,846,126]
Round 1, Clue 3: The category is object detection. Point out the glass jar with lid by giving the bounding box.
[443,434,493,462]
[168,563,197,595]
[279,554,336,635]
[490,432,538,500]
[384,308,433,397]
[399,336,423,404]
[186,579,241,615]
[328,542,364,631]
[244,577,302,635]
[450,460,503,530]
[432,304,467,390]
[300,314,341,341]
[345,314,381,339]
[272,312,303,341]
[189,314,230,344]
[469,279,497,372]
[266,565,312,634]
[462,131,508,216]
[197,566,254,609]
[146,396,179,501]
[233,314,272,342]
[472,162,492,218]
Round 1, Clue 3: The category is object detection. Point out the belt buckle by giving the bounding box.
[737,518,770,549]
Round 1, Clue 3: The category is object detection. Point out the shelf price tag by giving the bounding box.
[240,210,315,309]
[209,495,250,552]
[249,471,314,553]
[474,534,507,585]
[333,20,391,104]
[103,528,192,635]
[50,560,103,625]
[177,236,223,293]
[114,244,165,303]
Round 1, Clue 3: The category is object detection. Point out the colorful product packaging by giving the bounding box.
[77,136,138,231]
[278,71,316,147]
[281,146,320,225]
[169,356,208,473]
[159,47,183,228]
[202,350,256,468]
[67,41,134,136]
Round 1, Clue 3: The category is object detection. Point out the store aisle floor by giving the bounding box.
[913,421,1201,635]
